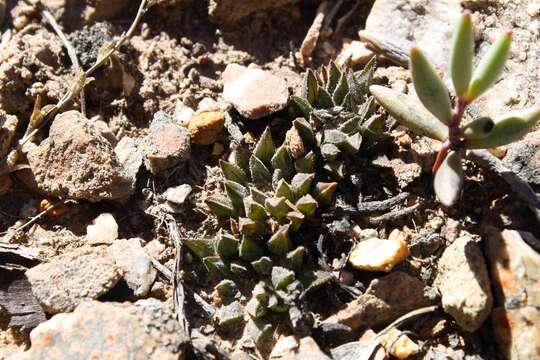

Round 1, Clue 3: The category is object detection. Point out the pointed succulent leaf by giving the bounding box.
[230,147,250,170]
[239,236,263,262]
[272,169,284,190]
[254,127,276,165]
[215,279,238,298]
[313,182,337,206]
[268,294,289,313]
[434,151,464,207]
[268,225,292,255]
[293,117,315,146]
[327,61,342,94]
[271,146,295,180]
[203,256,229,277]
[271,266,295,290]
[321,143,341,161]
[244,196,268,221]
[411,47,453,124]
[465,108,540,149]
[361,114,385,149]
[316,87,334,109]
[246,298,267,319]
[216,230,240,259]
[230,262,250,277]
[333,73,349,106]
[295,151,315,173]
[224,180,248,210]
[286,211,305,232]
[184,238,215,259]
[323,129,347,145]
[344,133,362,154]
[296,194,318,217]
[462,117,494,139]
[286,246,305,271]
[250,187,268,204]
[323,161,345,179]
[370,85,448,141]
[340,96,374,133]
[206,195,236,218]
[466,31,512,102]
[302,69,319,105]
[265,196,291,219]
[291,173,315,198]
[275,179,295,202]
[451,12,474,97]
[291,95,313,120]
[249,155,272,185]
[219,160,247,184]
[251,256,273,275]
[239,217,263,236]
[253,282,269,305]
[353,57,376,100]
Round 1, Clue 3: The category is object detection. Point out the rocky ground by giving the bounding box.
[0,0,539,359]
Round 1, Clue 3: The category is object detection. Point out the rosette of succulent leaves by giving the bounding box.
[370,11,540,207]
[185,62,377,341]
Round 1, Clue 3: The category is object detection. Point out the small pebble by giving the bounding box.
[86,213,118,245]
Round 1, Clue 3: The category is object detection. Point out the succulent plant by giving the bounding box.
[370,12,540,207]
[290,60,381,178]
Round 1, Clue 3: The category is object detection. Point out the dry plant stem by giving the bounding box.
[40,9,86,116]
[356,192,410,213]
[366,202,421,225]
[376,305,439,339]
[10,200,65,237]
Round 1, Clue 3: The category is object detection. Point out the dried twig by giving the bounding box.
[298,1,328,66]
[356,192,410,213]
[40,8,86,116]
[366,202,421,225]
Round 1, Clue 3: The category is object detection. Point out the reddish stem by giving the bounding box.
[432,140,451,173]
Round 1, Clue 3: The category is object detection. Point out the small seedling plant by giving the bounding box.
[370,12,540,206]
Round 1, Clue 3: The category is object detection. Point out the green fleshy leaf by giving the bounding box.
[216,230,239,259]
[275,179,295,202]
[286,246,305,271]
[293,117,315,147]
[465,108,540,149]
[265,196,291,219]
[184,238,215,259]
[451,12,474,97]
[302,69,319,105]
[239,236,263,262]
[253,282,269,305]
[271,146,295,180]
[250,187,268,204]
[291,95,313,120]
[352,56,376,101]
[238,217,263,236]
[251,256,273,275]
[313,182,337,206]
[254,127,276,165]
[295,151,315,173]
[206,195,236,218]
[370,85,448,141]
[333,73,349,106]
[272,169,284,189]
[296,194,318,217]
[268,225,292,255]
[434,151,463,207]
[345,133,362,154]
[244,196,268,221]
[249,155,272,185]
[465,31,512,102]
[291,173,315,198]
[321,143,341,161]
[411,47,453,124]
[316,87,334,109]
[230,262,250,277]
[271,266,295,290]
[340,96,374,133]
[230,147,251,170]
[268,294,289,313]
[327,61,342,94]
[246,298,267,318]
[286,211,305,232]
[462,117,494,140]
[224,180,248,210]
[219,160,247,184]
[203,256,229,277]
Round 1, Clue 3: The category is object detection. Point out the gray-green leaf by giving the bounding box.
[434,151,463,207]
[450,12,475,98]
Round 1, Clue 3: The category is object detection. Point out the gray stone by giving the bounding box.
[503,130,540,185]
[364,0,540,119]
[271,336,330,360]
[141,112,191,175]
[108,238,157,297]
[26,111,134,202]
[435,236,493,332]
[12,300,187,360]
[163,184,192,205]
[322,271,432,330]
[216,300,245,328]
[208,0,300,24]
[115,136,143,183]
[26,246,121,314]
[223,64,290,120]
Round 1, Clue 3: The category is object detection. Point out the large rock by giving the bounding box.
[364,0,540,119]
[435,236,493,332]
[26,111,134,202]
[108,238,157,297]
[322,272,432,330]
[26,246,120,314]
[208,0,300,24]
[12,299,187,360]
[487,230,540,359]
[223,64,290,120]
[141,112,191,175]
